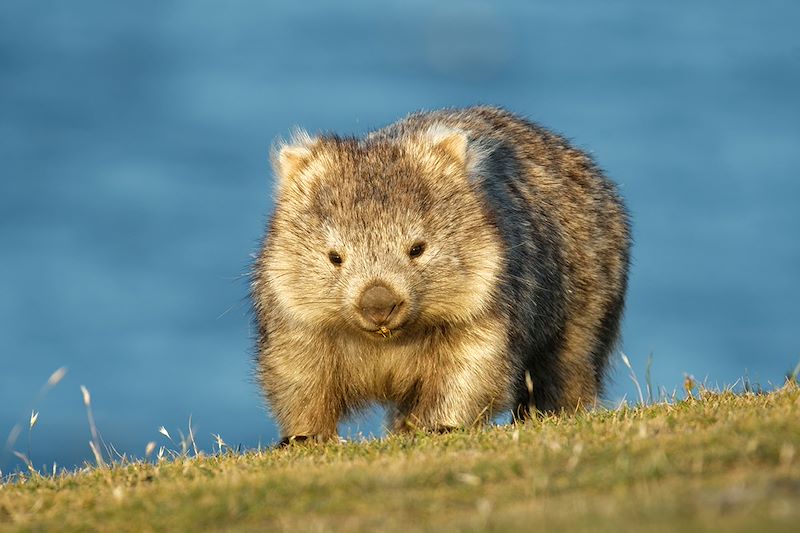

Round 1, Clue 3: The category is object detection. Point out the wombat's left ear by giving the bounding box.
[425,125,469,165]
[271,128,318,187]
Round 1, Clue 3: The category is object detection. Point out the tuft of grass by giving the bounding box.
[1,382,798,531]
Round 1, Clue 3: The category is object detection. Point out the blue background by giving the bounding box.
[2,0,799,471]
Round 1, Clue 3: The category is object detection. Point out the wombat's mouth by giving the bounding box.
[350,297,410,338]
[374,326,397,339]
[360,324,406,340]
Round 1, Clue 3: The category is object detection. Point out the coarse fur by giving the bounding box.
[251,106,631,441]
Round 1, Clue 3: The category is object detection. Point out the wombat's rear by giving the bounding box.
[252,107,630,442]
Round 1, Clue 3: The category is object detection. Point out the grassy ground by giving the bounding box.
[1,383,798,532]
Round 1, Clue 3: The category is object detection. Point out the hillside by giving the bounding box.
[1,384,798,531]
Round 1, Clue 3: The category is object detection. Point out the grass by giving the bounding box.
[1,382,798,532]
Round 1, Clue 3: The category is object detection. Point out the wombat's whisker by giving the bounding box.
[216,299,247,320]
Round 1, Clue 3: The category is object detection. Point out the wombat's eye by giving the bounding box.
[328,251,343,265]
[409,242,426,258]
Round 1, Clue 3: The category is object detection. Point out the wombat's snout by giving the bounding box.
[357,283,405,329]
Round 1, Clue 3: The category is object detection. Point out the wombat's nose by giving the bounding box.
[357,284,402,327]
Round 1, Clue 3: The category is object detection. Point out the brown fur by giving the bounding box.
[252,106,630,441]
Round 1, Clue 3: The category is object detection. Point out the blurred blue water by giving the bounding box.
[2,0,798,470]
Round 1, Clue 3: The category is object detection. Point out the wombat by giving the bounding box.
[252,106,630,442]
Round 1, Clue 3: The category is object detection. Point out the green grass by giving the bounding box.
[1,383,798,532]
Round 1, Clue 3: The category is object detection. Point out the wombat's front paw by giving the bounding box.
[392,417,460,434]
[277,434,344,447]
[277,435,312,447]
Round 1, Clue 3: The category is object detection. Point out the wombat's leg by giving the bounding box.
[396,385,499,433]
[260,348,342,442]
[553,321,603,411]
[392,322,513,432]
[268,381,342,442]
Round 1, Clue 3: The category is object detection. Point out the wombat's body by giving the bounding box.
[252,107,630,441]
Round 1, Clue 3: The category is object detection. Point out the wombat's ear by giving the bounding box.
[271,129,318,186]
[425,125,469,165]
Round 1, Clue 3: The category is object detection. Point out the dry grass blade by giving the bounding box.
[4,425,22,454]
[145,442,156,458]
[212,433,227,453]
[46,367,68,387]
[80,385,104,466]
[620,352,645,405]
[80,385,90,407]
[88,441,105,468]
[11,451,33,473]
[684,374,697,399]
[790,360,800,383]
[187,415,199,457]
[4,367,68,454]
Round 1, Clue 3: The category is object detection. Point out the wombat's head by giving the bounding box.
[260,126,503,340]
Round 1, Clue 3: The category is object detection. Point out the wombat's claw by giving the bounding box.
[277,435,346,447]
[278,435,310,447]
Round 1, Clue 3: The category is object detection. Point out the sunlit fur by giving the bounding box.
[252,106,631,441]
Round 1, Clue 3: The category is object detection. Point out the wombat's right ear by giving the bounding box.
[271,129,318,187]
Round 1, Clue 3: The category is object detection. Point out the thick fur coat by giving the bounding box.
[252,106,631,441]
